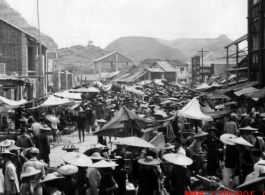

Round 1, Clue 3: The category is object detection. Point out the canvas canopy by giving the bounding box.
[29,95,74,110]
[196,83,210,91]
[200,90,230,99]
[204,109,236,119]
[0,96,28,113]
[246,87,265,98]
[94,106,153,137]
[69,86,100,93]
[54,91,81,100]
[199,82,224,92]
[124,86,145,96]
[175,97,213,121]
[234,87,259,96]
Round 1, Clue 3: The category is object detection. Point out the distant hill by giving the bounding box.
[105,36,186,64]
[0,0,57,50]
[156,35,237,60]
[56,45,111,73]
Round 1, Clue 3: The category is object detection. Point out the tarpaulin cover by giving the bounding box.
[200,82,224,92]
[200,105,214,113]
[149,133,165,153]
[54,91,81,100]
[124,86,145,96]
[0,96,28,113]
[175,97,213,121]
[29,95,74,109]
[234,87,259,96]
[196,83,210,91]
[94,106,154,137]
[200,90,230,99]
[69,87,100,93]
[246,87,265,98]
[204,109,236,119]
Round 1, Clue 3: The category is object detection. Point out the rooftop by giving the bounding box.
[146,68,165,72]
[154,61,176,72]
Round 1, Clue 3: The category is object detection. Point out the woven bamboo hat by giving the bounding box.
[58,164,78,176]
[193,128,208,138]
[21,167,41,179]
[138,156,161,165]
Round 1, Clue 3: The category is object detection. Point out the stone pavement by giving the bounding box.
[49,131,99,167]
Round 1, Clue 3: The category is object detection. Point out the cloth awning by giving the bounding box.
[200,82,224,92]
[94,106,154,137]
[200,90,230,99]
[204,109,236,119]
[196,83,210,91]
[234,87,259,96]
[69,86,100,93]
[246,87,265,98]
[124,86,145,96]
[0,96,28,113]
[174,97,213,121]
[29,95,74,110]
[220,81,260,94]
[200,105,214,113]
[54,91,82,100]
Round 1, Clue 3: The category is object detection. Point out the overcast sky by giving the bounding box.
[6,0,247,49]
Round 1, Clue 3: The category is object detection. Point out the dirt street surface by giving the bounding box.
[49,131,99,167]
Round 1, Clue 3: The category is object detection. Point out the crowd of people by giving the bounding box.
[0,82,265,195]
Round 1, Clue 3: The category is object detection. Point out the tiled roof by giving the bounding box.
[155,61,176,72]
[166,60,188,67]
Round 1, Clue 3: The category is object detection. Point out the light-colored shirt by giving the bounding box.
[254,159,265,177]
[187,139,202,156]
[224,121,238,135]
[5,161,20,193]
[31,122,42,136]
[87,167,101,195]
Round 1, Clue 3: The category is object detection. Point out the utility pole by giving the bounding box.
[37,0,44,97]
[198,48,207,83]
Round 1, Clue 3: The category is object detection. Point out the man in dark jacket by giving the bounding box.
[202,127,223,176]
[35,125,51,165]
[78,110,87,142]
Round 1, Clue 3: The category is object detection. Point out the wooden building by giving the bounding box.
[0,18,47,100]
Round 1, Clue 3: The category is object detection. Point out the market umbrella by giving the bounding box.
[112,136,156,149]
[45,114,60,124]
[199,82,224,92]
[69,87,100,93]
[54,91,81,100]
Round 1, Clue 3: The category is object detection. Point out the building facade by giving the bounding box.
[247,0,265,85]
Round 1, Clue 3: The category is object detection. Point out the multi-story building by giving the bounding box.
[247,0,265,85]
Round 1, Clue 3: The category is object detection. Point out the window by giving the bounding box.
[180,67,184,74]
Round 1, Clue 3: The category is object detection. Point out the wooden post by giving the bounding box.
[236,44,239,85]
[226,47,229,87]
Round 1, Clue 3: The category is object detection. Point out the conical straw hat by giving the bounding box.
[220,134,237,145]
[239,126,258,131]
[193,128,208,138]
[228,136,253,147]
[58,164,78,176]
[62,152,93,167]
[163,153,193,166]
[89,160,118,168]
[21,167,41,179]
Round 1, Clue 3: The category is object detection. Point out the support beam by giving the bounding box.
[236,44,238,85]
[226,47,229,87]
[116,53,119,72]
